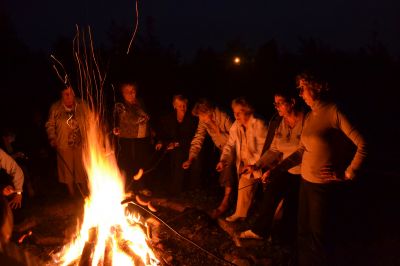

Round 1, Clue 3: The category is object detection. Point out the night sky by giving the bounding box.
[3,0,400,59]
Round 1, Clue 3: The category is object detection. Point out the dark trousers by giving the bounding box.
[251,172,300,240]
[117,137,152,192]
[298,179,350,266]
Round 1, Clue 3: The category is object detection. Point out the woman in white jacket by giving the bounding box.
[216,97,268,222]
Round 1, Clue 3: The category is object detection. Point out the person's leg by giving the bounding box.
[250,172,291,238]
[57,149,74,196]
[117,138,136,192]
[169,148,185,194]
[73,147,88,197]
[210,162,235,218]
[227,175,257,221]
[298,180,334,266]
[273,173,300,243]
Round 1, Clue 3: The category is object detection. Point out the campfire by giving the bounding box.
[51,108,159,266]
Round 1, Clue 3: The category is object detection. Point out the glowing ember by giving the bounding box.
[52,109,159,266]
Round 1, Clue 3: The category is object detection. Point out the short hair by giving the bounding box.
[192,98,215,116]
[231,97,254,115]
[118,80,137,92]
[59,84,73,93]
[172,94,188,106]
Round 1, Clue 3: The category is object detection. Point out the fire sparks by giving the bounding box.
[52,109,159,266]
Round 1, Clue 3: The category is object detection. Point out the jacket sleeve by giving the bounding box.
[219,123,237,164]
[0,149,24,192]
[269,146,304,177]
[188,122,207,160]
[335,106,368,179]
[45,104,57,143]
[255,126,283,169]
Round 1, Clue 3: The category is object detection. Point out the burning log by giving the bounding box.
[119,240,145,266]
[103,237,113,266]
[78,227,98,266]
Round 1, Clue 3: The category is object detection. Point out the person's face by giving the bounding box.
[274,95,294,118]
[61,87,75,108]
[297,79,315,107]
[173,99,187,115]
[232,104,251,126]
[198,112,212,123]
[3,135,15,144]
[121,84,137,104]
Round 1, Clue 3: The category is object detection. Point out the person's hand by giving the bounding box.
[216,161,226,172]
[166,142,180,150]
[261,170,271,183]
[241,165,256,175]
[9,193,22,209]
[138,115,150,124]
[2,185,15,196]
[155,143,163,151]
[182,159,193,169]
[166,143,175,150]
[113,127,120,136]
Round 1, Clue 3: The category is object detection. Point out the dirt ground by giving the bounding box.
[8,167,400,266]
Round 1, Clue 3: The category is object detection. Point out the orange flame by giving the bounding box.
[52,109,159,265]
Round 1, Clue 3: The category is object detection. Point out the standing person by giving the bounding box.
[0,148,23,209]
[239,89,307,243]
[295,71,367,265]
[182,98,234,218]
[45,85,88,197]
[216,97,268,222]
[113,81,152,194]
[155,95,199,195]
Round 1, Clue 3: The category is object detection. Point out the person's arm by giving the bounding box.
[188,121,207,161]
[255,150,283,170]
[335,106,368,179]
[112,103,124,135]
[0,149,24,193]
[212,110,232,150]
[0,149,23,209]
[218,124,237,167]
[45,104,57,147]
[268,146,305,177]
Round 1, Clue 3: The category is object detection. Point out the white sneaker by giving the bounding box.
[225,214,245,222]
[239,229,263,240]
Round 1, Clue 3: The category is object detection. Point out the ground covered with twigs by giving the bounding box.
[9,168,400,265]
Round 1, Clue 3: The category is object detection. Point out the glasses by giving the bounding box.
[273,101,287,108]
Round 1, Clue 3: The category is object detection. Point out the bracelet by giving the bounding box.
[16,191,22,195]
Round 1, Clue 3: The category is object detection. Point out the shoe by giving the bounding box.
[225,214,245,222]
[239,230,263,240]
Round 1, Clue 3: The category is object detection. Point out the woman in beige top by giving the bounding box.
[296,71,367,266]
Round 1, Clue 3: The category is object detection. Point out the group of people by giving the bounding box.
[0,69,368,265]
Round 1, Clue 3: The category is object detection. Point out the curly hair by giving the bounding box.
[296,70,330,99]
[192,98,215,116]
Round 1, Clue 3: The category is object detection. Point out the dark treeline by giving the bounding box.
[1,14,399,168]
